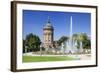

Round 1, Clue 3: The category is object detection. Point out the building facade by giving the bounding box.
[43,17,54,49]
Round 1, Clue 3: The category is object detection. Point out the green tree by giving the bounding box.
[72,33,91,49]
[72,34,78,41]
[25,33,41,52]
[58,36,69,46]
[83,38,91,49]
[23,40,26,53]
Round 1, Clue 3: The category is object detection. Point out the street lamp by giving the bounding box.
[40,43,43,56]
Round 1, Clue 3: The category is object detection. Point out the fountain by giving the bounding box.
[60,16,79,54]
[79,41,83,53]
[61,42,66,54]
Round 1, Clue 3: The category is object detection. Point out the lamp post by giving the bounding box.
[40,44,43,56]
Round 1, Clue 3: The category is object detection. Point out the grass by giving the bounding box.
[23,55,76,63]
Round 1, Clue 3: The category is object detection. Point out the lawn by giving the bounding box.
[23,55,76,62]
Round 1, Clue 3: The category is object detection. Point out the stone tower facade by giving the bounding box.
[43,17,54,49]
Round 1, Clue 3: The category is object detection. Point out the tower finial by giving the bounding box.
[47,16,50,23]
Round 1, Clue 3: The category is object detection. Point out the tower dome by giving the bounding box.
[43,16,53,30]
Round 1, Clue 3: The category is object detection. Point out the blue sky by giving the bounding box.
[23,10,91,41]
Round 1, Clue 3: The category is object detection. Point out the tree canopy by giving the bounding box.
[23,33,41,52]
[73,33,91,49]
[57,36,69,46]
